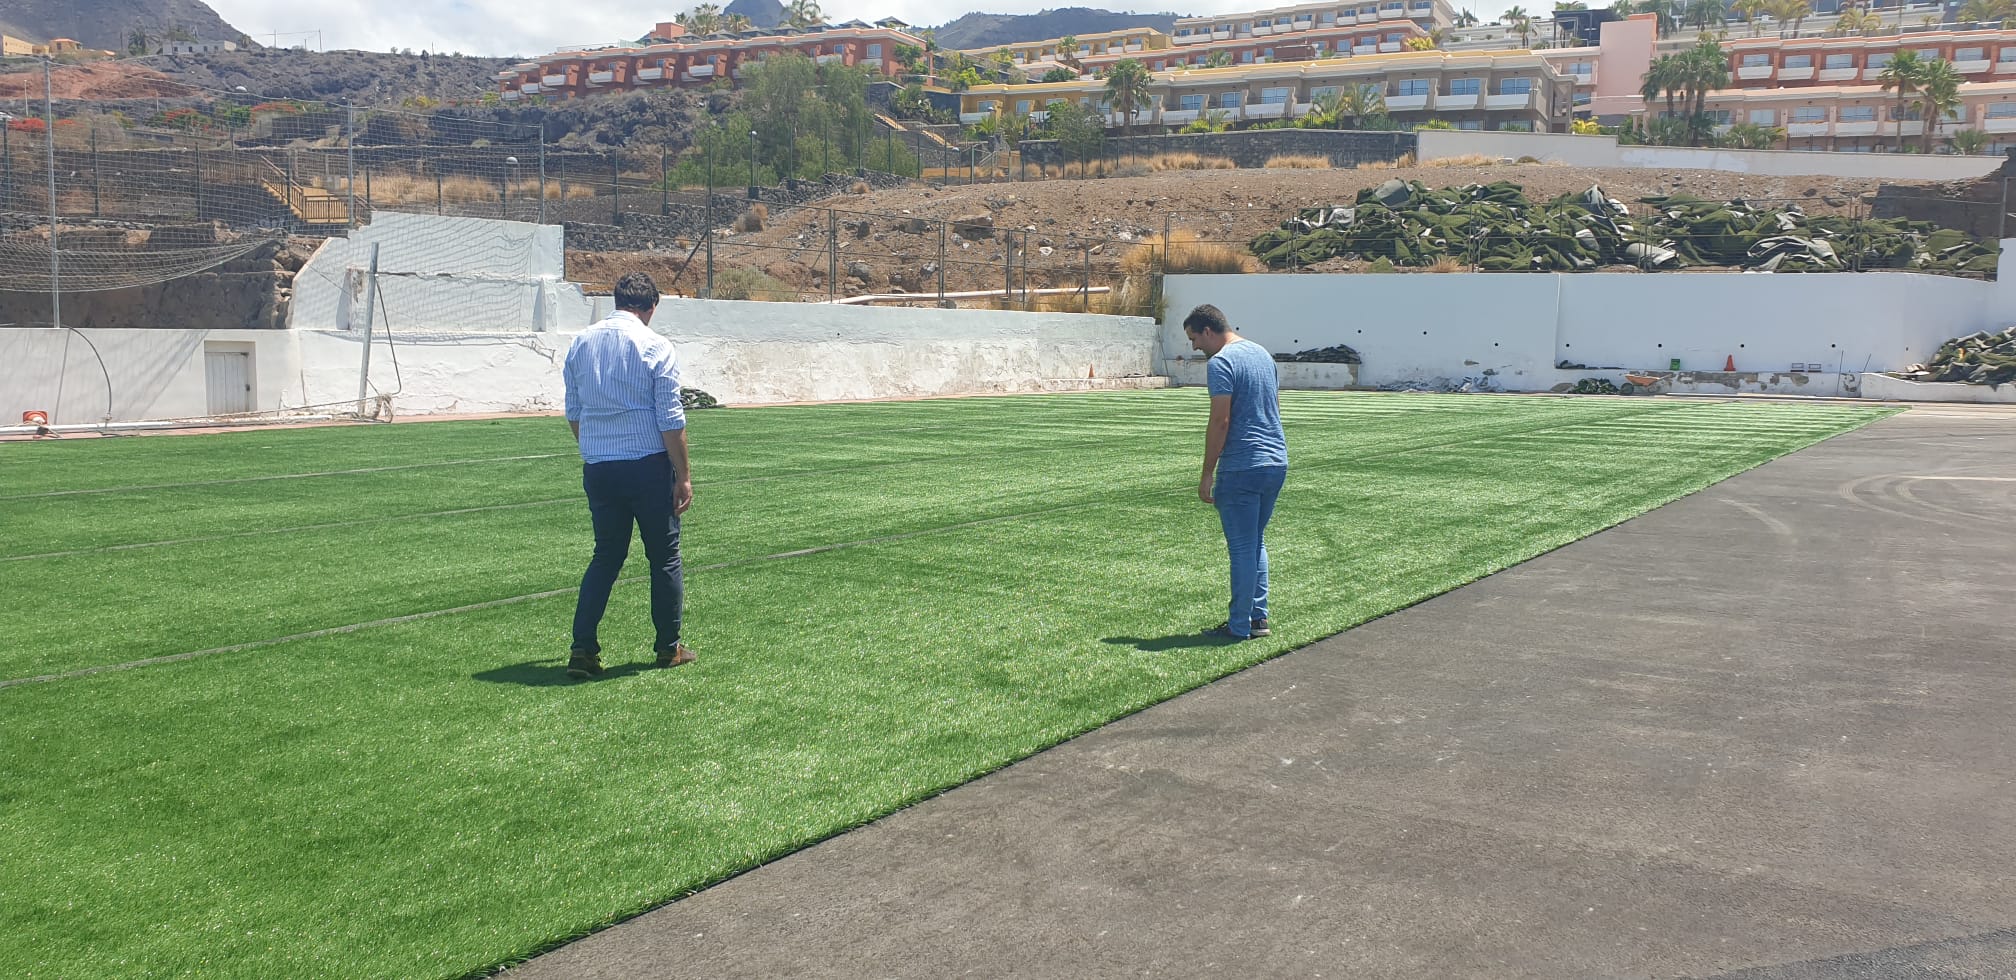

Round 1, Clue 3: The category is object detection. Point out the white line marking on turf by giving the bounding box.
[0,454,571,500]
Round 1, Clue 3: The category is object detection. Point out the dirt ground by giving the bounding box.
[0,61,187,100]
[581,163,1918,304]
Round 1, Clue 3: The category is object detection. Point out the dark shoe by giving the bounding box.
[565,650,603,678]
[1250,618,1271,637]
[1202,622,1252,642]
[655,642,696,669]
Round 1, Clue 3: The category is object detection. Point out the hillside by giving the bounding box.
[931,7,1180,51]
[725,0,787,29]
[143,48,515,104]
[0,0,243,50]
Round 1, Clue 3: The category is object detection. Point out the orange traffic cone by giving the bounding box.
[1724,354,1736,372]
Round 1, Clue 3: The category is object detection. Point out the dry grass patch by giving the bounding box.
[1263,154,1333,169]
[1419,153,1502,169]
[345,173,597,206]
[1423,256,1469,273]
[1353,152,1417,170]
[733,203,769,233]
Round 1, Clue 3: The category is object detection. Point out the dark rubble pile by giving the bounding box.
[1274,344,1362,364]
[681,388,722,409]
[1249,180,1999,275]
[1896,327,2016,386]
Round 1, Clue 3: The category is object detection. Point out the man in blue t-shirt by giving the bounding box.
[1186,304,1288,642]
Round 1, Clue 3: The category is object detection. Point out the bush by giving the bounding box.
[709,266,797,301]
[733,203,769,233]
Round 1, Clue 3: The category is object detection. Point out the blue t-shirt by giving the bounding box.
[1207,339,1288,472]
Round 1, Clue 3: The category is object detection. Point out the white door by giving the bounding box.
[205,351,251,415]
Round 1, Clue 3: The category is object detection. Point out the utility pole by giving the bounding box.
[344,106,357,229]
[44,58,59,330]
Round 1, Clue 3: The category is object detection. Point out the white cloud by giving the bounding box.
[204,0,1529,58]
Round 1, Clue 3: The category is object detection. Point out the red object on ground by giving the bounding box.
[21,410,49,425]
[1724,355,1736,372]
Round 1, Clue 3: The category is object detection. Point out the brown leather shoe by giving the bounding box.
[655,642,696,668]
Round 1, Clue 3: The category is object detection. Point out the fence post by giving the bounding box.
[436,170,443,215]
[938,219,947,304]
[345,107,357,229]
[363,165,370,216]
[91,128,101,217]
[193,146,204,220]
[42,59,58,332]
[611,154,621,224]
[1083,245,1091,313]
[538,135,547,225]
[1003,229,1014,308]
[828,207,838,303]
[2000,176,2009,244]
[3,126,11,212]
[661,146,669,217]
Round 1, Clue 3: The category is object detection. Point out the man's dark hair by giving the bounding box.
[613,272,660,313]
[1183,304,1230,335]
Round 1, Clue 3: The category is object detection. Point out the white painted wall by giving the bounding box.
[290,212,595,335]
[1166,248,2016,391]
[1415,129,2004,181]
[0,329,304,424]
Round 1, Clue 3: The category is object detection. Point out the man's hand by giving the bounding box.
[1198,475,1215,505]
[674,478,695,516]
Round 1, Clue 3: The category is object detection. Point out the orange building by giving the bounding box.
[498,23,923,100]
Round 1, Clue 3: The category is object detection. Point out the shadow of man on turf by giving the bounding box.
[1100,634,1245,652]
[473,660,653,686]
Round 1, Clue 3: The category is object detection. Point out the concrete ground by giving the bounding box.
[506,407,2016,980]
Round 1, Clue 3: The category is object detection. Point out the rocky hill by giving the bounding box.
[0,0,244,50]
[725,0,788,29]
[930,7,1180,51]
[142,48,515,104]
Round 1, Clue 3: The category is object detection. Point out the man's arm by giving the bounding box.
[1200,394,1231,504]
[663,427,693,515]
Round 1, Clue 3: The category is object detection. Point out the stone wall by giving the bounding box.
[0,232,294,330]
[1018,129,1416,170]
[1870,153,2014,241]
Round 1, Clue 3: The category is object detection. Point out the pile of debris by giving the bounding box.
[1895,327,2016,387]
[1249,180,1999,275]
[681,388,722,409]
[1274,344,1362,364]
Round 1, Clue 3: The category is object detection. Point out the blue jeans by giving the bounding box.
[1214,465,1286,638]
[572,452,683,655]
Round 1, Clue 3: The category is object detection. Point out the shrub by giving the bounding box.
[1423,256,1468,273]
[848,180,871,195]
[733,203,769,233]
[1367,257,1396,273]
[709,266,797,301]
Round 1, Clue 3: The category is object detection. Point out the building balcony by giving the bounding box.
[1253,24,1274,35]
[1953,59,1991,74]
[1162,108,1201,124]
[520,83,542,94]
[1438,93,1479,109]
[1834,120,1878,136]
[1982,116,2016,133]
[1882,119,1926,137]
[1778,66,1814,80]
[588,70,614,84]
[1028,110,1049,123]
[1380,8,1409,18]
[1386,93,1430,110]
[502,90,523,101]
[1486,91,1534,110]
[1293,101,1314,115]
[815,53,843,64]
[1378,41,1402,52]
[1247,101,1288,118]
[542,74,566,86]
[1998,60,2016,73]
[959,111,992,124]
[859,58,882,68]
[636,67,663,80]
[1571,72,1593,85]
[1786,121,1830,137]
[1353,44,1379,54]
[1213,30,1233,40]
[1737,65,1774,79]
[1817,67,1859,82]
[685,65,716,79]
[1126,43,1145,51]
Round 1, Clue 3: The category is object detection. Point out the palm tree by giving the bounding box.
[1610,0,1636,14]
[1457,7,1481,25]
[1058,35,1080,65]
[1732,0,1766,35]
[1952,128,1991,154]
[1513,13,1538,46]
[722,13,754,32]
[1204,50,1233,68]
[1767,0,1810,36]
[1877,49,1925,151]
[1641,53,1686,118]
[1678,39,1730,143]
[1503,5,1530,24]
[1555,1,1588,10]
[1960,0,2016,26]
[1721,121,1784,147]
[1637,0,1680,36]
[1688,0,1728,32]
[1916,58,1963,152]
[1103,58,1152,135]
[1315,84,1387,128]
[1833,6,1882,34]
[785,0,825,30]
[677,3,723,36]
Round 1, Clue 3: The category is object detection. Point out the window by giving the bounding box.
[1448,77,1481,94]
[1176,28,1193,37]
[1261,86,1291,103]
[1387,32,1406,42]
[1573,91,1591,104]
[1866,53,1892,69]
[1015,100,1032,113]
[1750,109,1776,124]
[1704,109,1732,124]
[1914,48,1939,59]
[1888,104,1921,120]
[1957,47,1985,62]
[1153,60,1166,70]
[1566,61,1592,75]
[1217,91,1244,107]
[1825,54,1854,69]
[1456,119,1482,129]
[2001,46,2016,62]
[1500,121,1533,131]
[1397,78,1430,96]
[1179,93,1205,109]
[1783,54,1812,68]
[1262,47,1273,57]
[1839,105,1876,121]
[1741,53,1769,67]
[1311,85,1340,98]
[1988,101,2016,117]
[866,43,882,58]
[1791,106,1826,122]
[1498,77,1534,94]
[1239,49,1255,62]
[977,101,997,113]
[1384,2,1404,9]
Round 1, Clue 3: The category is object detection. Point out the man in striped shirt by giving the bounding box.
[561,272,696,678]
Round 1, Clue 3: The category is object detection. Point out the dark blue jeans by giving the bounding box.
[1214,465,1286,638]
[572,452,683,655]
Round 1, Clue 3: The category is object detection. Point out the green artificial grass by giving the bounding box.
[0,391,1893,977]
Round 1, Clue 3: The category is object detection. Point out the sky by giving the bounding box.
[203,0,1522,59]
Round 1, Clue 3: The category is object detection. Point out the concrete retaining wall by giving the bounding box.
[1019,130,1416,170]
[1416,129,2004,180]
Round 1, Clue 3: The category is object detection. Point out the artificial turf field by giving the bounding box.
[0,389,1894,978]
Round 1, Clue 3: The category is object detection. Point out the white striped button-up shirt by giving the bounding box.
[562,310,686,464]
